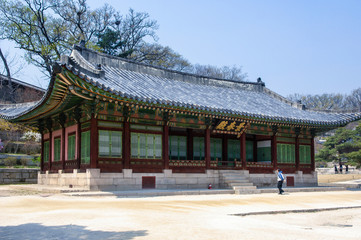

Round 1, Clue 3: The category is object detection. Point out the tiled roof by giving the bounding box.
[64,46,361,127]
[0,101,39,118]
[1,44,361,127]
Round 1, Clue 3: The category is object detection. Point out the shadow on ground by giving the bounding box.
[0,223,147,240]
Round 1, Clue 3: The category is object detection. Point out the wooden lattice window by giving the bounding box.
[169,135,187,160]
[43,141,49,163]
[277,143,295,163]
[67,134,76,160]
[98,130,122,158]
[257,140,271,162]
[246,141,254,162]
[131,133,162,159]
[211,138,222,161]
[299,145,311,164]
[81,131,90,164]
[228,139,240,161]
[53,138,61,162]
[193,137,204,160]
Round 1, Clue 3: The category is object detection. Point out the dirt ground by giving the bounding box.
[318,174,361,183]
[1,188,361,240]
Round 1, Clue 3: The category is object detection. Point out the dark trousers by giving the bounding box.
[277,180,284,194]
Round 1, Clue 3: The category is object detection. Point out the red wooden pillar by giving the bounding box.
[205,127,211,169]
[76,122,81,169]
[271,134,277,170]
[163,125,169,169]
[240,132,246,169]
[123,121,130,169]
[48,131,52,170]
[295,136,300,171]
[90,114,98,168]
[311,136,315,171]
[61,127,66,170]
[40,133,44,172]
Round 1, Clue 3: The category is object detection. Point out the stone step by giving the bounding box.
[233,185,257,190]
[219,170,258,194]
[220,175,248,179]
[235,189,261,194]
[220,172,247,176]
[219,170,239,173]
[221,178,249,183]
[228,182,254,187]
[219,170,248,173]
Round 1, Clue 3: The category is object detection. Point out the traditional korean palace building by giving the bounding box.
[1,43,360,191]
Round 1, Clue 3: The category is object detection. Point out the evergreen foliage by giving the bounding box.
[316,122,361,168]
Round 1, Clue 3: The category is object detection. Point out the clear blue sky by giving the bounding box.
[2,0,361,97]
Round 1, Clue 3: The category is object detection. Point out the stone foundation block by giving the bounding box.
[175,178,198,184]
[123,169,133,178]
[89,178,114,186]
[100,173,123,179]
[86,169,101,178]
[163,169,173,177]
[156,178,176,185]
[113,178,136,185]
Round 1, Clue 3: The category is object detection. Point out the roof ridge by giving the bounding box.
[263,87,306,110]
[69,44,264,89]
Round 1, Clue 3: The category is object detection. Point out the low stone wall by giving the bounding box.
[249,171,318,188]
[0,169,38,184]
[316,167,361,175]
[38,169,220,191]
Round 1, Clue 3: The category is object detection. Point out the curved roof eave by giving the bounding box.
[62,61,361,128]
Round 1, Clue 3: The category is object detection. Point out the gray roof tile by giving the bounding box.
[1,45,361,127]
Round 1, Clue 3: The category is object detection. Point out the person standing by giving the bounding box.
[277,169,285,195]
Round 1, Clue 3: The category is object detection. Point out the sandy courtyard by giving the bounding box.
[1,189,361,240]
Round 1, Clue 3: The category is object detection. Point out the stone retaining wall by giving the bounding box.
[0,169,38,184]
[316,167,361,175]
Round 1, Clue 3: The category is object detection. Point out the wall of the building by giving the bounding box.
[41,121,314,174]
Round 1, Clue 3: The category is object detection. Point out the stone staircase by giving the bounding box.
[219,170,261,194]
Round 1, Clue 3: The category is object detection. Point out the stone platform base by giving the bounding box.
[249,171,318,188]
[38,169,220,191]
[37,169,318,191]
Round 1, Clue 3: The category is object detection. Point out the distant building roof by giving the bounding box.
[0,74,45,93]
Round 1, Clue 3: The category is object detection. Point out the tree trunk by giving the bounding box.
[0,48,15,103]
